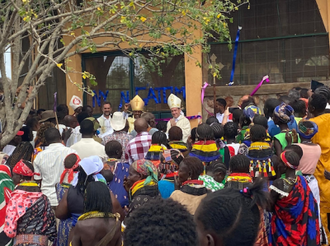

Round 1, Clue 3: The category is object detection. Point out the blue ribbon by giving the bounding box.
[229,27,242,85]
[144,87,159,106]
[118,91,130,110]
[174,86,186,100]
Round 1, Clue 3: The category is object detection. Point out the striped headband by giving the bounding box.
[280,151,297,170]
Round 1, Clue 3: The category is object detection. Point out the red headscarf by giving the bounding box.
[60,154,81,184]
[0,164,11,177]
[13,160,40,177]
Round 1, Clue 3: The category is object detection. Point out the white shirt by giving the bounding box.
[58,124,66,136]
[216,112,224,123]
[30,131,37,148]
[71,138,107,160]
[34,143,77,206]
[2,144,16,156]
[66,126,81,147]
[97,115,113,135]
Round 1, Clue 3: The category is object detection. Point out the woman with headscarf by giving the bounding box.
[123,159,159,219]
[56,156,124,243]
[273,103,300,156]
[55,153,80,246]
[170,157,208,215]
[268,150,320,245]
[4,160,56,245]
[158,149,184,198]
[0,165,15,246]
[6,142,34,169]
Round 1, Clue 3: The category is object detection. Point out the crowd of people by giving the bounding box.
[0,82,330,246]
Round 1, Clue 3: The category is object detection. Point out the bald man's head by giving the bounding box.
[64,115,78,128]
[134,118,148,133]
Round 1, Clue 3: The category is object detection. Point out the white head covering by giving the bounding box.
[110,112,126,131]
[72,155,104,186]
[167,94,181,109]
[69,95,83,110]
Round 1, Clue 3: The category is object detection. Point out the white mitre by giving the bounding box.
[167,93,181,109]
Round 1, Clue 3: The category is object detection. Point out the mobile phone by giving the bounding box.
[229,107,239,113]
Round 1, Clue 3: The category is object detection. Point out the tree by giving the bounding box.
[0,0,248,147]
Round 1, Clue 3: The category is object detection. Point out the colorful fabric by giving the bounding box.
[168,141,188,153]
[127,183,159,218]
[131,159,158,186]
[56,183,72,246]
[130,179,157,197]
[11,195,56,245]
[0,165,15,246]
[243,105,261,120]
[310,113,330,241]
[4,189,43,237]
[13,160,40,177]
[190,140,220,162]
[281,151,297,170]
[269,176,320,246]
[125,132,152,164]
[33,146,46,161]
[144,144,166,161]
[226,173,253,183]
[247,142,275,178]
[158,180,175,199]
[274,132,301,150]
[109,161,129,208]
[236,126,249,144]
[198,174,224,192]
[13,234,48,245]
[298,120,318,139]
[60,154,80,184]
[274,103,295,124]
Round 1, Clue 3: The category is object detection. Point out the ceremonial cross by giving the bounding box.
[135,98,140,106]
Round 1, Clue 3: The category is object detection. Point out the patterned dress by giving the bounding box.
[5,191,56,246]
[55,183,72,246]
[269,176,320,246]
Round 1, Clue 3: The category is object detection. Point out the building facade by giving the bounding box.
[47,0,329,126]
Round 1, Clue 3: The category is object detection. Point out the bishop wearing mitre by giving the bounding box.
[166,94,191,143]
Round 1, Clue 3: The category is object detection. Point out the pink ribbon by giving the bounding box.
[201,82,214,116]
[250,75,270,96]
[155,115,201,121]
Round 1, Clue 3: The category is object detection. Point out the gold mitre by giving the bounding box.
[130,95,145,111]
[167,93,181,109]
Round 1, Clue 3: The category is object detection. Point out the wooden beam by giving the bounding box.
[316,0,328,32]
[204,81,330,97]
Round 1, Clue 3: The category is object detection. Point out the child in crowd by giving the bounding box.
[224,122,240,156]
